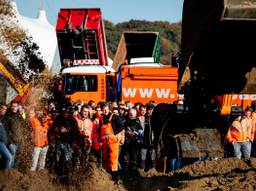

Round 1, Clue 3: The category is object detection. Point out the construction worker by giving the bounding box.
[29,109,49,171]
[101,104,123,182]
[226,108,254,159]
[91,106,103,168]
[75,105,93,166]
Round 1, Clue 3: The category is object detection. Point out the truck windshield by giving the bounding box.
[63,75,97,94]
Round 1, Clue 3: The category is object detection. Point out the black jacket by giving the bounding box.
[102,113,125,135]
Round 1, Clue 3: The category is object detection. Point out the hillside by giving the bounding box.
[104,19,181,65]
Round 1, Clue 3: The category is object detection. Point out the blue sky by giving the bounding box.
[16,0,184,25]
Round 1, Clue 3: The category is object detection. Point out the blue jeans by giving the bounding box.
[9,144,17,167]
[0,143,13,169]
[232,142,251,159]
[169,157,182,173]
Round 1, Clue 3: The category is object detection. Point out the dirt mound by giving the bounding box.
[167,158,256,191]
[117,158,256,191]
[0,163,124,191]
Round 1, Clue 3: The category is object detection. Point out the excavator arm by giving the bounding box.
[0,62,30,97]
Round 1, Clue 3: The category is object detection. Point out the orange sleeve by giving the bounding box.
[226,127,233,143]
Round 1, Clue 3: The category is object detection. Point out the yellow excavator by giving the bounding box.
[0,61,30,102]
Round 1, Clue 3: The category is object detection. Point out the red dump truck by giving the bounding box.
[56,9,181,105]
[56,8,116,104]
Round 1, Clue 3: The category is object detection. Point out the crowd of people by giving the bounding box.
[0,99,157,181]
[0,99,256,182]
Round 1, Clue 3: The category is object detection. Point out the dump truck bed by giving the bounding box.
[113,32,161,71]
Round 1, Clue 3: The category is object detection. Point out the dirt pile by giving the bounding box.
[1,158,255,191]
[168,157,256,191]
[0,163,125,191]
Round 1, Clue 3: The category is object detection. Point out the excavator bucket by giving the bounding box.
[224,0,256,19]
[151,104,224,159]
[175,129,224,158]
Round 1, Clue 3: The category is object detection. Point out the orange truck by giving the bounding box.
[56,8,181,105]
[56,8,116,104]
[113,32,181,105]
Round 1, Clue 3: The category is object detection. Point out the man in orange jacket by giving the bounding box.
[226,108,254,159]
[101,105,122,183]
[29,109,49,171]
[75,105,93,165]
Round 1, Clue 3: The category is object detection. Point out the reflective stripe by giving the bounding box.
[102,134,113,138]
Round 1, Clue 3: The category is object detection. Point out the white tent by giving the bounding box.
[11,0,61,73]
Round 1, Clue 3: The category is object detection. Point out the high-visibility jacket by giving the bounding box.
[42,114,53,129]
[91,114,102,151]
[101,122,119,172]
[226,118,253,143]
[29,116,48,147]
[75,115,93,143]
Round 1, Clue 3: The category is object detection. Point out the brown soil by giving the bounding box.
[1,157,256,191]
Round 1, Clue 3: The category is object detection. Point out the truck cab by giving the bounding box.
[61,65,116,103]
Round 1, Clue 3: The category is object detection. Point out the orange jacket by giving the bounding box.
[226,118,253,143]
[102,123,114,138]
[91,114,103,150]
[29,116,48,147]
[42,114,53,129]
[101,122,119,172]
[75,115,93,143]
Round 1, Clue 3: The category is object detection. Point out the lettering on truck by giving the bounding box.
[122,88,176,99]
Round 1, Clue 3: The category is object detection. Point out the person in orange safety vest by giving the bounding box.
[226,108,254,159]
[29,109,49,171]
[101,105,121,182]
[91,107,103,168]
[75,105,93,164]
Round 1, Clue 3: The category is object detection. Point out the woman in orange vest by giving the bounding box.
[226,108,254,159]
[29,109,49,171]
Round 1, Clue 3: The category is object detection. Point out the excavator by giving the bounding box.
[0,60,30,103]
[152,0,256,169]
